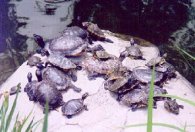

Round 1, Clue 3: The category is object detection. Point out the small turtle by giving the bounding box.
[164,99,184,115]
[120,89,148,111]
[93,50,116,61]
[33,34,88,57]
[146,53,167,67]
[81,57,123,80]
[131,67,164,86]
[9,83,21,95]
[82,22,113,43]
[61,93,89,118]
[86,44,105,53]
[155,62,177,81]
[42,67,81,92]
[62,26,88,40]
[27,56,42,67]
[119,38,145,61]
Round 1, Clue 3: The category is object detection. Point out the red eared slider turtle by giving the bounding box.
[146,53,167,67]
[33,34,88,57]
[42,67,81,92]
[61,93,89,118]
[131,68,163,86]
[119,38,145,61]
[81,57,123,80]
[62,26,88,40]
[120,89,148,111]
[164,99,184,115]
[155,62,177,81]
[93,50,116,61]
[27,56,42,67]
[82,22,113,43]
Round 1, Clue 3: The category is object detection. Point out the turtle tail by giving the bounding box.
[104,38,113,43]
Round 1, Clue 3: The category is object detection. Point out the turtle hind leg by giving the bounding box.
[69,84,82,93]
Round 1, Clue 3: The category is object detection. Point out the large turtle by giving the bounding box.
[61,93,89,118]
[119,38,145,61]
[146,53,167,67]
[33,34,88,57]
[81,56,123,80]
[41,67,81,92]
[82,22,113,43]
[24,72,64,112]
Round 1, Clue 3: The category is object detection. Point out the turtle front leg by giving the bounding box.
[68,84,82,93]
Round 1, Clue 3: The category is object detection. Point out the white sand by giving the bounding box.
[0,32,195,132]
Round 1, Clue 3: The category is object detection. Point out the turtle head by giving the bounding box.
[130,38,135,46]
[33,34,45,48]
[27,72,32,82]
[162,53,167,58]
[35,69,42,82]
[82,92,89,100]
[82,22,91,29]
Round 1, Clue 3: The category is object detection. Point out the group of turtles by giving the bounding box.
[21,21,184,118]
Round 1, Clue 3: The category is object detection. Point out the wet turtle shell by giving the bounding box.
[36,80,63,111]
[120,89,148,110]
[27,56,42,67]
[47,36,88,57]
[46,54,76,70]
[42,67,81,92]
[94,50,116,61]
[61,93,88,118]
[131,68,163,84]
[146,53,167,67]
[164,99,184,115]
[120,46,143,60]
[62,26,88,39]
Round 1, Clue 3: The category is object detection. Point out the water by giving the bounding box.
[0,0,194,86]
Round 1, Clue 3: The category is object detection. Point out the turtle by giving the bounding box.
[119,38,145,61]
[130,67,164,86]
[164,99,184,115]
[155,62,177,81]
[82,22,113,43]
[86,44,105,53]
[27,56,43,67]
[81,57,123,80]
[9,83,21,95]
[93,50,117,61]
[120,89,148,111]
[36,80,64,112]
[33,34,88,57]
[24,72,64,112]
[146,53,167,67]
[61,93,89,118]
[44,54,78,81]
[62,26,88,40]
[41,67,81,92]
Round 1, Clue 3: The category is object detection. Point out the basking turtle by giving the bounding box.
[61,93,88,118]
[93,50,116,61]
[27,56,42,67]
[33,34,88,57]
[131,67,164,86]
[119,38,144,61]
[120,89,148,111]
[62,26,88,40]
[81,57,123,80]
[146,53,167,67]
[82,22,113,43]
[86,44,105,53]
[42,67,81,92]
[155,62,177,81]
[164,99,184,115]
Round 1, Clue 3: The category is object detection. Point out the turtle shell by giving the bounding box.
[127,46,142,57]
[47,54,76,70]
[24,80,39,101]
[132,68,163,83]
[48,36,88,56]
[82,22,105,39]
[36,81,63,110]
[42,67,71,91]
[61,99,84,116]
[95,50,114,60]
[120,89,148,107]
[62,26,88,39]
[27,56,42,66]
[155,62,175,73]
